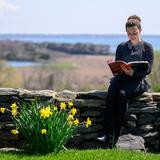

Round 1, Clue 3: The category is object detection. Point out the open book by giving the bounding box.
[107,60,149,75]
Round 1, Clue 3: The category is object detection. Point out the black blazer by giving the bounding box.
[115,40,154,91]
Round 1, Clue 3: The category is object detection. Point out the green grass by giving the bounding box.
[0,149,160,160]
[148,50,160,92]
[50,61,76,70]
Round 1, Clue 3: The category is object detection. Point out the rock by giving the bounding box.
[138,124,153,132]
[77,90,107,100]
[74,99,105,108]
[0,131,19,141]
[120,127,130,135]
[0,88,19,96]
[90,117,104,123]
[126,121,136,128]
[137,114,156,125]
[129,102,157,108]
[131,92,153,102]
[77,124,102,133]
[0,115,13,122]
[128,107,160,114]
[116,134,145,151]
[157,102,160,108]
[81,111,102,117]
[18,89,57,98]
[56,90,77,99]
[82,132,99,140]
[2,123,16,131]
[138,131,159,138]
[152,92,160,101]
[125,114,137,121]
[0,96,11,103]
[0,147,20,152]
[154,118,160,126]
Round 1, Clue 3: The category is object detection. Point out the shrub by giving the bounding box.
[1,100,91,154]
[148,51,160,92]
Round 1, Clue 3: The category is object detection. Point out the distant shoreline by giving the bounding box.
[0,40,111,62]
[0,34,159,52]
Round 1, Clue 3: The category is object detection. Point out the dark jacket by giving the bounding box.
[115,40,154,91]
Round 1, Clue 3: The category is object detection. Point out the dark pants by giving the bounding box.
[103,75,147,140]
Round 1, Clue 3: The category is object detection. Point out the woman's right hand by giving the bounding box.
[120,64,134,76]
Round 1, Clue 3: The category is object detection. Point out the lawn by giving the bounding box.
[0,149,160,160]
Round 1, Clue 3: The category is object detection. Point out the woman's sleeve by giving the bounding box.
[115,44,122,61]
[132,44,154,79]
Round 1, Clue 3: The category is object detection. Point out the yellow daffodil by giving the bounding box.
[86,117,92,128]
[11,129,19,135]
[74,118,79,126]
[40,106,52,119]
[68,101,74,108]
[11,109,18,117]
[46,106,53,115]
[67,114,74,122]
[10,102,18,110]
[41,129,47,135]
[70,107,77,116]
[53,105,58,112]
[60,102,66,110]
[0,107,5,114]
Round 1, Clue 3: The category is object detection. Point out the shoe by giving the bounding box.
[96,135,110,143]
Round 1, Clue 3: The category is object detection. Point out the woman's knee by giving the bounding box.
[118,90,127,99]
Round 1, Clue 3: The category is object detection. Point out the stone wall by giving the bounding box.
[0,88,160,152]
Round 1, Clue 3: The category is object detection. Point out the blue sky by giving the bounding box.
[0,0,160,35]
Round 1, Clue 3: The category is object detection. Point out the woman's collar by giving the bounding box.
[127,40,144,50]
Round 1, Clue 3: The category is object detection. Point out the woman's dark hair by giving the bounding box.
[125,15,142,30]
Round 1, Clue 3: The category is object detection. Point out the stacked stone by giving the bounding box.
[0,88,57,148]
[122,92,160,152]
[0,88,160,152]
[54,90,106,149]
[0,88,19,148]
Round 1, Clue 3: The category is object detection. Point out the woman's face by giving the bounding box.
[126,26,141,43]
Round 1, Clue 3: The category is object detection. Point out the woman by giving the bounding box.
[97,15,154,146]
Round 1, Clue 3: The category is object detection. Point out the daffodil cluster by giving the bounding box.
[0,102,18,117]
[8,100,92,154]
[0,102,19,135]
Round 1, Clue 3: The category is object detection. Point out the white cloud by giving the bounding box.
[0,0,20,12]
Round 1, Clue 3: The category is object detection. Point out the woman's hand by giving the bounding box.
[120,64,134,76]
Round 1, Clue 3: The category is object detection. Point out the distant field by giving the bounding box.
[1,52,159,92]
[55,54,114,86]
[9,54,114,91]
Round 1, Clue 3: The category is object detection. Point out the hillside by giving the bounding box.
[0,40,111,61]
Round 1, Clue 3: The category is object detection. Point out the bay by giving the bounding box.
[0,34,159,53]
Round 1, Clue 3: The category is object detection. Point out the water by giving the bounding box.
[1,34,160,67]
[7,61,40,67]
[0,34,160,52]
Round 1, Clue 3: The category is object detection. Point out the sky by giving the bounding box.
[0,0,160,35]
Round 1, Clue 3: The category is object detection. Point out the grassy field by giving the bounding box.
[0,149,160,160]
[0,51,160,92]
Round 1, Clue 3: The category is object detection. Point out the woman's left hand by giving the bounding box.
[120,65,134,76]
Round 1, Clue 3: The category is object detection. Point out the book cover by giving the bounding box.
[107,60,149,75]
